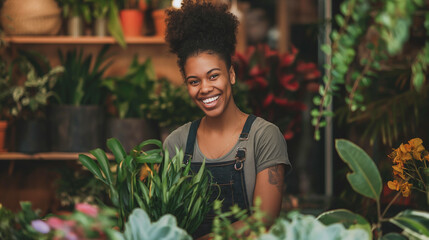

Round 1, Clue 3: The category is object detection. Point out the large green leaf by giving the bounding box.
[78,154,108,185]
[381,233,407,240]
[317,209,371,237]
[90,148,113,185]
[389,210,429,239]
[107,137,127,164]
[335,139,382,201]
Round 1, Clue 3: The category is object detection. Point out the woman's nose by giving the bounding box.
[200,79,213,93]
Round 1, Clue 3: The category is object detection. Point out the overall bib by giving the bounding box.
[183,115,257,238]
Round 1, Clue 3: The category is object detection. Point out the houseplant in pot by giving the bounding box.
[118,0,144,37]
[150,0,171,36]
[103,55,159,152]
[10,55,64,153]
[87,0,127,48]
[49,45,112,152]
[55,0,92,36]
[0,56,13,152]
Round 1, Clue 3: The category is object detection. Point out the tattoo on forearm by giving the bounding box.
[268,165,284,192]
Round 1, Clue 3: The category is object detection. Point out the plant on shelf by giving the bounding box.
[103,55,156,120]
[52,45,112,106]
[312,0,429,144]
[235,44,321,140]
[102,56,160,151]
[55,0,92,36]
[147,77,201,132]
[87,0,126,47]
[0,57,12,121]
[78,138,213,234]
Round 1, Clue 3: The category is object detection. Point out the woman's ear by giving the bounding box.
[229,66,236,85]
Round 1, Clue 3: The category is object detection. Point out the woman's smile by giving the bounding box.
[201,95,220,107]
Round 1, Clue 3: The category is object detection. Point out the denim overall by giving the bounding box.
[184,115,257,238]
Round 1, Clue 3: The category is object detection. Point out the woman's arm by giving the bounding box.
[253,164,285,225]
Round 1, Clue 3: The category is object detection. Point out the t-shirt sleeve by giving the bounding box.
[162,123,190,158]
[255,124,292,174]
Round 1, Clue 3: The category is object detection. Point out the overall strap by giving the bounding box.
[235,114,257,170]
[184,119,201,164]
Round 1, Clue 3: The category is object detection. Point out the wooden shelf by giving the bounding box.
[4,36,166,45]
[0,152,114,161]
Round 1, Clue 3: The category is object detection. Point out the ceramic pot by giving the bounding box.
[67,16,83,37]
[120,9,143,37]
[0,121,7,152]
[0,0,61,35]
[94,17,108,37]
[152,9,166,37]
[48,105,105,152]
[105,118,160,152]
[15,119,48,153]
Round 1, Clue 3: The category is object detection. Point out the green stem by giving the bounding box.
[381,191,401,219]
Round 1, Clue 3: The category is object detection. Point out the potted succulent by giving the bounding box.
[87,0,127,48]
[55,0,92,36]
[103,55,159,152]
[10,55,64,153]
[49,45,112,152]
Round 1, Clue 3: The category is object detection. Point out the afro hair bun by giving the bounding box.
[165,0,239,72]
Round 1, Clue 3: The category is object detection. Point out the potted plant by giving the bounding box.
[103,55,159,152]
[48,45,112,152]
[87,0,127,48]
[10,56,64,153]
[0,56,13,152]
[147,77,201,141]
[55,0,92,36]
[118,0,144,37]
[150,0,171,36]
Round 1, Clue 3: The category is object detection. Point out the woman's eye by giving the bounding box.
[209,74,219,80]
[188,80,199,86]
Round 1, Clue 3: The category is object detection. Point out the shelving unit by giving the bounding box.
[4,36,166,45]
[0,152,114,161]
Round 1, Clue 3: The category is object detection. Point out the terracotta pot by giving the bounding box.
[120,9,144,37]
[0,0,61,35]
[0,121,7,152]
[152,9,166,37]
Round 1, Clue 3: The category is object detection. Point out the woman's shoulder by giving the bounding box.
[163,122,193,151]
[252,116,282,135]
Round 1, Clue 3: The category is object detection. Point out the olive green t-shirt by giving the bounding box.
[163,116,291,204]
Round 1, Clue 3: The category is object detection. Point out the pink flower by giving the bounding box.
[76,203,98,218]
[47,217,65,230]
[274,97,288,106]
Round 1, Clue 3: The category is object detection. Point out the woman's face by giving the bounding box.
[184,52,235,118]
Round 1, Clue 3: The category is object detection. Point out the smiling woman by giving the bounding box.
[162,0,292,239]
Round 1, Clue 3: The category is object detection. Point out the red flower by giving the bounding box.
[280,53,295,67]
[249,65,266,77]
[254,76,268,88]
[263,93,275,107]
[304,69,321,80]
[296,61,317,72]
[283,131,294,140]
[274,97,288,106]
[280,74,299,91]
[264,44,278,58]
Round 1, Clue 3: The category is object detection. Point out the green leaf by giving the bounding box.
[107,138,127,164]
[317,209,371,236]
[137,139,162,150]
[381,233,407,240]
[107,1,126,48]
[389,210,429,239]
[90,148,113,185]
[78,154,108,185]
[335,139,382,201]
[136,154,163,164]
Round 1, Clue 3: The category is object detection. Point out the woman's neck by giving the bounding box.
[202,102,247,133]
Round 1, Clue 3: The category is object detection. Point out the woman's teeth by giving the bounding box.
[202,95,219,104]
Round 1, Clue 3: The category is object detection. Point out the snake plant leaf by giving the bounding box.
[335,139,382,201]
[107,0,126,49]
[78,154,108,185]
[389,210,429,239]
[90,148,113,185]
[317,209,371,236]
[107,137,127,164]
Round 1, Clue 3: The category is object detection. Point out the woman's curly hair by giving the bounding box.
[165,0,239,76]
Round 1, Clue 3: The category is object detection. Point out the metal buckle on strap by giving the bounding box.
[234,147,246,171]
[183,154,192,165]
[239,133,249,141]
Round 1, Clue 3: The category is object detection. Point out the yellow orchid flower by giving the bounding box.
[387,180,400,191]
[400,182,412,197]
[408,138,423,148]
[140,163,152,181]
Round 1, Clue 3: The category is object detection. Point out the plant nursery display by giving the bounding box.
[78,138,213,233]
[312,0,429,144]
[235,44,320,140]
